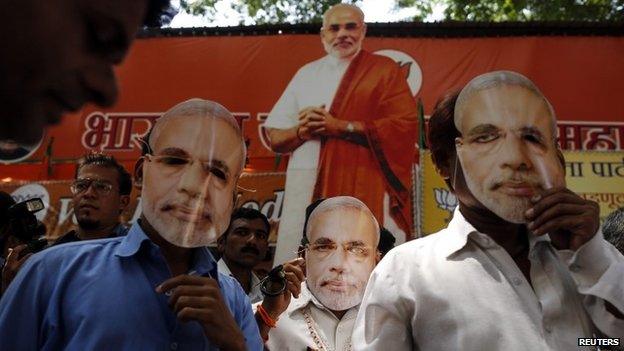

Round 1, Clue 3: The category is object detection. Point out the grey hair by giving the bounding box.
[306,196,380,246]
[454,70,557,140]
[322,4,365,27]
[148,98,247,174]
[603,207,624,254]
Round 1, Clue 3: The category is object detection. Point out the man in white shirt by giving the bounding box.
[255,196,381,350]
[217,207,269,303]
[353,71,624,350]
[265,4,418,265]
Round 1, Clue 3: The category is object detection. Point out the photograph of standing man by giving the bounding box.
[265,4,418,264]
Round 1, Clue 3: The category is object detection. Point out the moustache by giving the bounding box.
[319,274,359,288]
[489,175,542,191]
[240,246,260,255]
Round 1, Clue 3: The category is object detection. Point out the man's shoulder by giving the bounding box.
[294,56,331,76]
[380,227,455,267]
[31,237,123,268]
[216,271,251,306]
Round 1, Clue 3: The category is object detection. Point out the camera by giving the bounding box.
[6,198,47,256]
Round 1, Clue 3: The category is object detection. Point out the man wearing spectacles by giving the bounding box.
[53,153,131,246]
[0,99,262,350]
[255,196,385,350]
[217,207,270,303]
[265,3,418,266]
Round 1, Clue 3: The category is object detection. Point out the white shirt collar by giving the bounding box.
[445,207,554,258]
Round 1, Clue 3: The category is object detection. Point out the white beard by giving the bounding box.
[141,194,219,248]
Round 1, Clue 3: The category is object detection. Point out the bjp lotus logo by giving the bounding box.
[434,188,457,223]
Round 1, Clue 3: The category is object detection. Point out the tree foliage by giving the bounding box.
[399,0,624,22]
[180,0,359,25]
[179,0,624,24]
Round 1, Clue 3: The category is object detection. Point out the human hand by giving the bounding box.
[1,244,32,293]
[156,275,246,351]
[297,106,326,140]
[525,187,600,251]
[261,257,305,319]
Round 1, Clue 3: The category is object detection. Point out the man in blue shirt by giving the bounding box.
[0,99,262,350]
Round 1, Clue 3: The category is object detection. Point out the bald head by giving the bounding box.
[307,196,380,246]
[454,71,557,140]
[147,98,247,174]
[322,4,365,27]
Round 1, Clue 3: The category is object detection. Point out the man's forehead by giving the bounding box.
[151,115,242,149]
[460,85,553,132]
[78,164,118,180]
[326,7,362,24]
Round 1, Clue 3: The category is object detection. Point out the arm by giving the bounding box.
[527,188,624,336]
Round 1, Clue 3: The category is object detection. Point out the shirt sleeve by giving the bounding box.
[264,70,302,130]
[0,252,61,350]
[352,249,415,350]
[233,285,264,351]
[558,230,624,337]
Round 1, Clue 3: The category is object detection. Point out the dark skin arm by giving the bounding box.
[255,258,305,341]
[156,275,247,351]
[526,186,624,319]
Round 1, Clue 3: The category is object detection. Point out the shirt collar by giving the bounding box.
[114,222,151,258]
[444,207,553,258]
[114,222,218,278]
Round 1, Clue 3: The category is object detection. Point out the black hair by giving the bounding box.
[378,227,397,258]
[427,90,461,178]
[603,207,624,254]
[75,153,132,196]
[222,207,270,240]
[144,0,173,27]
[301,198,327,246]
[0,191,17,253]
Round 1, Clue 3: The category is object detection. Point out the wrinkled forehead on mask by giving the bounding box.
[453,70,557,139]
[148,98,247,172]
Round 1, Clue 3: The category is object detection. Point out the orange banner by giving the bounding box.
[1,35,623,178]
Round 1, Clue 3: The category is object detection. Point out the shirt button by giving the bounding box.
[171,342,178,350]
[570,263,581,272]
[512,277,522,286]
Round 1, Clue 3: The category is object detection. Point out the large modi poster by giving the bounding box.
[1,30,623,261]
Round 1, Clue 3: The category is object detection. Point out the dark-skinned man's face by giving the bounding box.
[220,218,269,269]
[0,0,148,143]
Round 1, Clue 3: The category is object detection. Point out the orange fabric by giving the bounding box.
[312,51,418,237]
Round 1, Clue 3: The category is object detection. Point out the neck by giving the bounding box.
[223,256,253,293]
[330,309,347,320]
[76,222,119,240]
[458,203,528,256]
[139,215,193,276]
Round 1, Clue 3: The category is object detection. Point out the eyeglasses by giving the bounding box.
[143,154,232,189]
[307,241,373,258]
[70,178,114,195]
[325,22,362,33]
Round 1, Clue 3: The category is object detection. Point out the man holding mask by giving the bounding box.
[0,99,262,350]
[255,196,381,350]
[354,71,624,350]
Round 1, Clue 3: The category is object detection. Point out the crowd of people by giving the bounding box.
[0,1,623,350]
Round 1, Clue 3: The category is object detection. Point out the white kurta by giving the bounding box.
[217,258,263,304]
[353,208,624,350]
[266,52,405,265]
[261,282,358,351]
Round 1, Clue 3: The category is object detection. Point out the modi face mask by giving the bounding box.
[453,72,565,224]
[139,99,245,248]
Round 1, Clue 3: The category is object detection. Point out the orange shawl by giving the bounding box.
[313,50,418,237]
